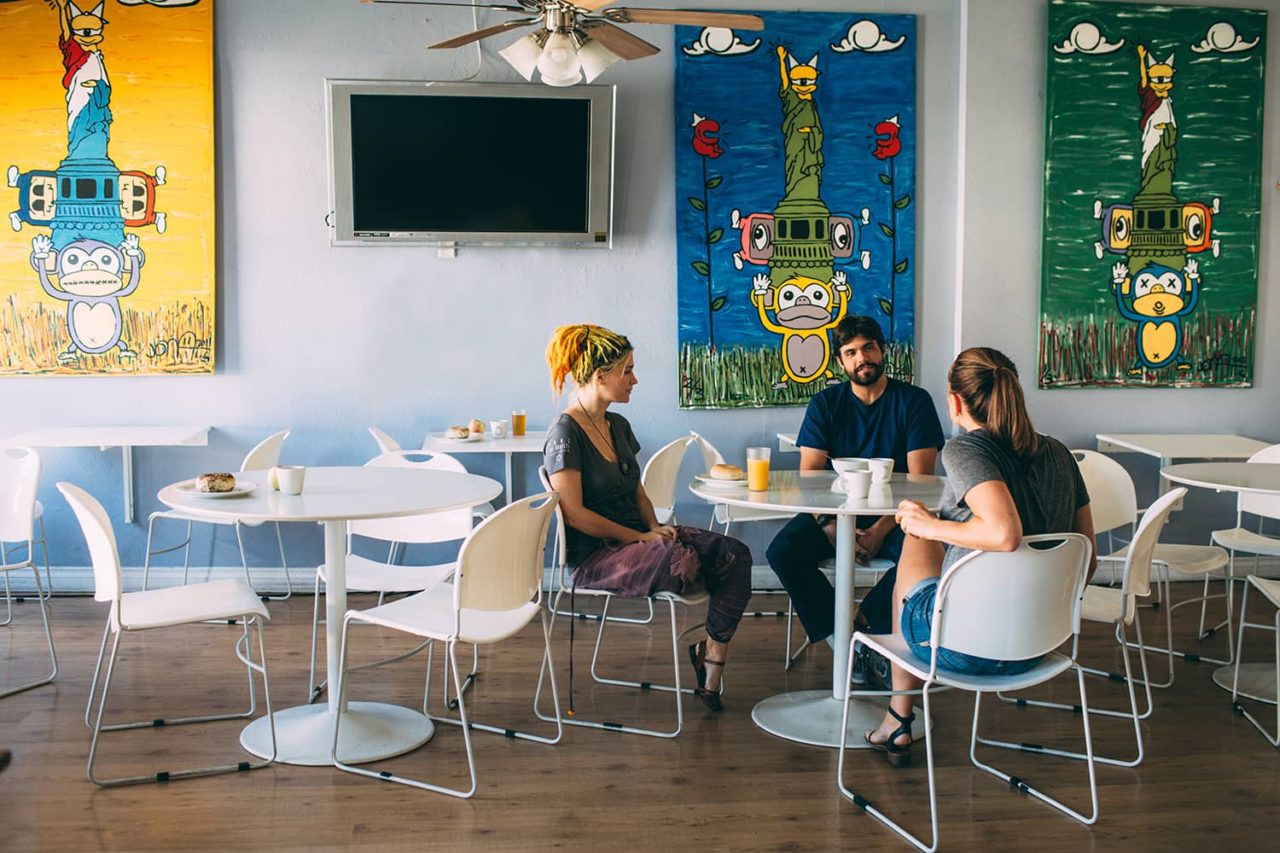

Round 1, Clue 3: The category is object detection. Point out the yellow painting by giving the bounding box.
[0,0,214,376]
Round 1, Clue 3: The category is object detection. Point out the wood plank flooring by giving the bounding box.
[0,590,1277,852]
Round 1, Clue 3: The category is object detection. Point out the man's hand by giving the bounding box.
[855,526,886,564]
[895,499,938,539]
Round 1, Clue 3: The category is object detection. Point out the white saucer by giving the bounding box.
[432,432,484,443]
[175,480,258,499]
[694,474,748,491]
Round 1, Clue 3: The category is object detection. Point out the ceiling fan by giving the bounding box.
[362,0,765,85]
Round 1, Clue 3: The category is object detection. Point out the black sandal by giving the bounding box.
[688,640,725,712]
[865,707,914,767]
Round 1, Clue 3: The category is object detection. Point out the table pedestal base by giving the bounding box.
[752,690,927,749]
[1213,664,1277,705]
[240,702,434,766]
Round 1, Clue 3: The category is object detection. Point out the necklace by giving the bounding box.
[577,397,629,475]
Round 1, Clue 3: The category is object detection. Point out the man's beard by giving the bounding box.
[850,361,884,387]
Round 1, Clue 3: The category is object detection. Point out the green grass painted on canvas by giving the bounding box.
[1040,1,1265,388]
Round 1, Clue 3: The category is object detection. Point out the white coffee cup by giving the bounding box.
[868,457,895,483]
[840,469,873,500]
[490,419,509,439]
[274,465,306,496]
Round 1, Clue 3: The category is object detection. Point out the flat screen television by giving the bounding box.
[327,80,615,248]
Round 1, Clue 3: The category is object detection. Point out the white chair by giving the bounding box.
[1072,449,1231,675]
[534,465,708,738]
[142,429,298,600]
[839,534,1096,852]
[332,492,562,798]
[1212,444,1280,659]
[368,426,402,454]
[0,448,57,698]
[1,500,52,600]
[58,482,276,787]
[999,488,1185,768]
[307,450,489,703]
[1231,575,1280,746]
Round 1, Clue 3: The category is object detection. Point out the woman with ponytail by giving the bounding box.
[542,324,752,712]
[863,347,1097,766]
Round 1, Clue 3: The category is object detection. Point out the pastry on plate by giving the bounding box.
[709,463,745,481]
[445,425,470,440]
[196,472,236,493]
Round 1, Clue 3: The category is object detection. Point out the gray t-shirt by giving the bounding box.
[543,412,646,566]
[938,429,1090,571]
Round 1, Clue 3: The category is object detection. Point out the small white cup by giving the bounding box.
[274,465,306,496]
[831,457,871,476]
[490,419,509,439]
[868,457,895,483]
[840,469,873,500]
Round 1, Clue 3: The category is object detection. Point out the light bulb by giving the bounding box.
[536,31,581,85]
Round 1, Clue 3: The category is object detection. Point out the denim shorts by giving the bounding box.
[901,577,1043,676]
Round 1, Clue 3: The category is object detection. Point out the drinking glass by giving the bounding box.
[511,410,527,437]
[746,447,771,492]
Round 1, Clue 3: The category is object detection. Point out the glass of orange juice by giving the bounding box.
[746,447,771,491]
[511,409,527,436]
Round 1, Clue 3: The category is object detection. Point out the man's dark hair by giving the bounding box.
[832,315,886,352]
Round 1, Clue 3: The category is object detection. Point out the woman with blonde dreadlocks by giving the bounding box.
[543,324,752,712]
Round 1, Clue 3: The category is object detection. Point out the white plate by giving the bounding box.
[432,432,484,443]
[694,474,748,490]
[175,480,258,499]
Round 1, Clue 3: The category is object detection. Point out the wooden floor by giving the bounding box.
[1,588,1277,852]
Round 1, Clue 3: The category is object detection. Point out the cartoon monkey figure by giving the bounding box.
[1111,259,1199,375]
[752,270,849,387]
[31,233,143,365]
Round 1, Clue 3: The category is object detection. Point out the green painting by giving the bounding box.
[1039,1,1266,388]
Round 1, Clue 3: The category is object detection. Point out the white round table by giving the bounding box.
[1161,462,1280,705]
[691,470,947,748]
[159,466,502,765]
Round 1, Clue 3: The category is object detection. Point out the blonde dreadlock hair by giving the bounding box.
[546,324,633,397]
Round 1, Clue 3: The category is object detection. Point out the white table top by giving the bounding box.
[1160,463,1280,496]
[1096,433,1270,461]
[421,429,547,455]
[158,466,502,524]
[3,425,210,448]
[690,470,946,515]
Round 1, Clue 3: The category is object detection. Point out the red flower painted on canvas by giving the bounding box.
[873,114,902,160]
[691,113,724,159]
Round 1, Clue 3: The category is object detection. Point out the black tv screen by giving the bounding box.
[328,81,614,247]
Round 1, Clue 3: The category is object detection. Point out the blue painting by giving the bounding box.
[675,12,917,409]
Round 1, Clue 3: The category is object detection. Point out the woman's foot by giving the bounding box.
[865,707,914,767]
[688,640,726,712]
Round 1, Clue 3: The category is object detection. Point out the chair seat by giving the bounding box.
[560,582,710,607]
[349,583,541,644]
[1212,527,1280,558]
[1248,575,1280,608]
[714,504,793,525]
[150,507,267,529]
[120,578,269,630]
[817,556,895,574]
[857,631,1074,692]
[1081,584,1136,625]
[1106,542,1228,576]
[319,554,455,594]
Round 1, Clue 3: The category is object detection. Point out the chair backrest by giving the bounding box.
[0,446,40,544]
[1121,487,1185,599]
[640,434,695,519]
[351,451,477,544]
[932,533,1091,664]
[56,483,123,614]
[1241,444,1280,521]
[690,432,726,469]
[368,426,402,454]
[1071,449,1138,535]
[538,465,573,586]
[240,429,291,471]
[454,492,557,613]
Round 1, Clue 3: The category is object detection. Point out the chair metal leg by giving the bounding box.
[0,565,58,699]
[142,515,195,592]
[87,618,276,786]
[1133,562,1236,667]
[36,516,53,599]
[444,643,479,711]
[1,571,11,626]
[1231,583,1280,747]
[972,671,1099,825]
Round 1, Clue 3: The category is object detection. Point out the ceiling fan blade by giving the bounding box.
[363,0,531,11]
[428,17,538,49]
[603,9,765,31]
[572,0,616,11]
[581,20,660,60]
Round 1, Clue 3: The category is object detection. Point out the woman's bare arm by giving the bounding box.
[896,480,1023,552]
[548,468,663,544]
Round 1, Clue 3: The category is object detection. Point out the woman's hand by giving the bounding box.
[649,524,678,541]
[895,499,938,539]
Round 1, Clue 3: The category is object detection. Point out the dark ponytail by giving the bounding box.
[948,347,1039,458]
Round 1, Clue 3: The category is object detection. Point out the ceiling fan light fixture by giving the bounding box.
[499,31,547,82]
[536,30,581,86]
[576,35,621,83]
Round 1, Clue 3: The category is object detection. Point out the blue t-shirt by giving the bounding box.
[796,377,945,469]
